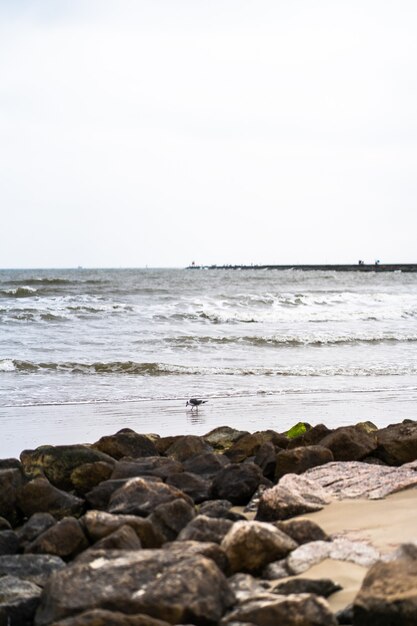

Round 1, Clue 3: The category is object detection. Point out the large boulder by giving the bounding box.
[164,435,213,462]
[183,452,230,478]
[81,510,163,548]
[354,542,417,625]
[91,429,158,460]
[318,426,377,462]
[0,575,42,626]
[16,513,57,549]
[0,468,25,526]
[85,479,132,510]
[286,423,332,449]
[34,551,235,625]
[256,474,330,521]
[275,445,334,481]
[50,609,172,625]
[177,515,233,544]
[225,431,286,463]
[163,540,229,573]
[16,477,85,520]
[90,525,142,551]
[147,499,196,543]
[254,442,277,479]
[20,445,115,490]
[0,554,66,587]
[375,420,417,465]
[166,471,211,504]
[203,426,249,453]
[107,477,193,517]
[221,520,297,574]
[211,463,264,505]
[25,517,89,561]
[70,462,113,495]
[275,518,330,545]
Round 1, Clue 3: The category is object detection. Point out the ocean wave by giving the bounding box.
[1,358,416,377]
[0,286,37,298]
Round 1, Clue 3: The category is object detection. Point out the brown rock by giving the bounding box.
[319,426,377,461]
[287,423,332,449]
[16,513,57,549]
[0,468,25,526]
[91,429,158,460]
[221,520,297,574]
[354,543,417,625]
[183,451,231,478]
[70,462,113,495]
[25,516,89,560]
[91,525,142,551]
[50,609,172,626]
[275,445,334,481]
[108,477,193,517]
[203,426,249,452]
[17,477,85,520]
[254,442,278,479]
[20,445,115,490]
[49,609,170,626]
[375,420,417,465]
[81,510,163,548]
[225,431,286,463]
[85,479,132,510]
[147,498,196,543]
[163,540,229,573]
[177,515,233,544]
[164,435,213,462]
[35,551,235,625]
[275,518,329,544]
[166,471,211,503]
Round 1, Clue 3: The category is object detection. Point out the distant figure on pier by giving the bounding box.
[375,260,380,265]
[358,260,364,265]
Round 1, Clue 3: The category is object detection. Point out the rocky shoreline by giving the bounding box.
[0,419,416,625]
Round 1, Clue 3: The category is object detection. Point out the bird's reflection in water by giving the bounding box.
[187,411,206,425]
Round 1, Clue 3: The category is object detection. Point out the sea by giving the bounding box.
[1,267,417,458]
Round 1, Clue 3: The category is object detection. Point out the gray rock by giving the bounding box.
[0,530,19,555]
[227,573,271,601]
[221,520,297,574]
[108,477,193,517]
[0,575,42,626]
[25,516,89,561]
[198,500,246,521]
[177,515,233,544]
[212,463,264,505]
[16,513,57,548]
[220,593,337,625]
[255,474,330,521]
[261,559,290,580]
[354,542,417,626]
[183,451,231,479]
[81,510,163,548]
[254,442,277,479]
[287,538,381,575]
[0,554,66,587]
[166,471,212,504]
[85,478,133,510]
[16,477,85,520]
[34,551,235,625]
[147,498,196,543]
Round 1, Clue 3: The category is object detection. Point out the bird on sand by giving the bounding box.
[186,398,208,410]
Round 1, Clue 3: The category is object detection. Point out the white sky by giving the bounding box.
[1,0,417,268]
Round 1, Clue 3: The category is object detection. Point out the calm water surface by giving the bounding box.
[1,268,416,456]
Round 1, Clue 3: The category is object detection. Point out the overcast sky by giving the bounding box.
[1,0,416,268]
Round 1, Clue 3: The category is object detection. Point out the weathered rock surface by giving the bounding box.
[221,520,297,574]
[16,513,57,549]
[35,551,235,626]
[91,429,158,460]
[177,514,233,544]
[163,540,229,573]
[225,431,286,464]
[0,468,25,525]
[203,426,249,452]
[81,510,163,548]
[256,474,330,521]
[164,435,213,463]
[375,420,417,465]
[271,577,342,597]
[261,559,290,580]
[166,471,211,503]
[303,460,417,499]
[70,461,113,495]
[227,572,271,601]
[147,499,196,543]
[17,477,85,520]
[287,538,381,574]
[0,554,66,587]
[50,609,173,626]
[254,442,278,479]
[198,499,245,521]
[275,445,333,481]
[211,463,264,505]
[354,542,417,626]
[183,451,230,478]
[110,457,183,480]
[108,477,192,516]
[275,518,330,545]
[20,445,115,490]
[0,574,42,626]
[25,516,89,560]
[91,524,142,551]
[287,423,332,449]
[85,479,132,510]
[318,426,377,462]
[0,530,19,555]
[220,593,337,625]
[50,609,173,625]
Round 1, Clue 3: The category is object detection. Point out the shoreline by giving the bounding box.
[186,263,417,272]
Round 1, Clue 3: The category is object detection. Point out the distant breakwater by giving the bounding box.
[186,263,417,272]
